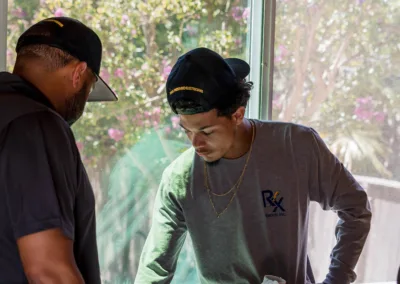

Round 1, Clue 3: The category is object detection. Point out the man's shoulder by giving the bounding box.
[1,107,75,158]
[161,147,195,191]
[0,93,67,133]
[7,110,70,136]
[256,120,314,138]
[164,147,195,177]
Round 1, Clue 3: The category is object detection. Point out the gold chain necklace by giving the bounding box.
[204,120,255,218]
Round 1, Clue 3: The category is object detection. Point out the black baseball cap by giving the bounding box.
[16,17,117,102]
[166,47,250,115]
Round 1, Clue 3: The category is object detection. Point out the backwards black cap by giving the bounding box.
[16,17,117,102]
[166,47,250,115]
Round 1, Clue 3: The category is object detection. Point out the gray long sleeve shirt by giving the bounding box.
[135,120,372,284]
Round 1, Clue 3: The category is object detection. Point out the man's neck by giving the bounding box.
[13,68,64,114]
[223,118,254,159]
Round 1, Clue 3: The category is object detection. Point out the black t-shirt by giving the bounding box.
[0,72,100,283]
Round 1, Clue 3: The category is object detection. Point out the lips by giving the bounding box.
[196,150,209,156]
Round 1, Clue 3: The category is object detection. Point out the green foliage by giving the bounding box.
[6,0,399,282]
[7,0,250,282]
[7,0,249,168]
[273,0,400,178]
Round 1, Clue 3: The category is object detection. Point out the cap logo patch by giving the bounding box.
[44,19,64,27]
[170,86,203,95]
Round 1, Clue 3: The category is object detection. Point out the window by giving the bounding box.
[6,0,251,282]
[273,0,399,282]
[4,0,399,283]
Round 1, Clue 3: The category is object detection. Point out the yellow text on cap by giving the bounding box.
[44,19,64,27]
[170,86,204,95]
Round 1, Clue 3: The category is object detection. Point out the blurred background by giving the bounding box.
[2,0,399,283]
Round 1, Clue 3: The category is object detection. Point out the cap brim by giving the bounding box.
[88,76,118,102]
[224,58,250,80]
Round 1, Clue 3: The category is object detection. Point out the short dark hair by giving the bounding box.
[15,44,75,72]
[14,28,75,72]
[171,79,253,117]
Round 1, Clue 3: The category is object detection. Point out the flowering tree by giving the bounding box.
[273,0,399,280]
[7,0,250,282]
[273,0,400,179]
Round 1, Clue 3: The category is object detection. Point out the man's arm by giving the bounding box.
[307,128,372,284]
[135,170,187,284]
[2,112,85,283]
[17,229,84,284]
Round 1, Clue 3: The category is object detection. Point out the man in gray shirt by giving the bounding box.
[135,47,371,284]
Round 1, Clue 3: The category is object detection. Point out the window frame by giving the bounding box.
[0,0,8,72]
[246,0,275,120]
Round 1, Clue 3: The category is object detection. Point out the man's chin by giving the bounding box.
[203,156,221,165]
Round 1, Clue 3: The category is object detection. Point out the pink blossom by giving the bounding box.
[114,68,124,79]
[117,115,128,121]
[353,107,374,120]
[234,38,242,47]
[121,15,129,25]
[231,7,243,22]
[54,8,64,17]
[100,69,110,84]
[165,126,172,134]
[131,29,137,37]
[144,111,151,118]
[353,96,377,121]
[132,69,141,77]
[108,128,125,142]
[279,45,288,56]
[153,121,159,128]
[162,65,172,81]
[242,7,250,20]
[275,45,288,63]
[6,49,12,57]
[272,98,282,110]
[356,97,373,105]
[171,116,180,129]
[185,25,197,36]
[141,63,149,71]
[11,7,26,18]
[374,112,385,123]
[76,142,84,152]
[153,107,161,114]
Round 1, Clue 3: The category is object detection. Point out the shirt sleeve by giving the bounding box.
[1,111,78,240]
[135,170,188,284]
[307,128,372,284]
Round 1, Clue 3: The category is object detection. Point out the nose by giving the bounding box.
[191,133,206,148]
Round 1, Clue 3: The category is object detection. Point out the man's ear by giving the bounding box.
[232,106,246,125]
[71,62,87,89]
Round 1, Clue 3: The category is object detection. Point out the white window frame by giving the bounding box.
[0,0,8,72]
[247,0,276,120]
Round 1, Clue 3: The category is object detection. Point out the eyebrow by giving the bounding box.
[179,123,215,131]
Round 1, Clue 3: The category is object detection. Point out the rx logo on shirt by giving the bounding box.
[261,190,286,217]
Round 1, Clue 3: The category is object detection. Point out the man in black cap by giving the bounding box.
[0,17,117,283]
[135,47,371,284]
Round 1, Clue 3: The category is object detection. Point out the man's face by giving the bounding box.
[64,68,96,125]
[179,109,237,163]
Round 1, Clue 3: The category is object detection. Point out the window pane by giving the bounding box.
[7,0,251,282]
[273,0,399,282]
